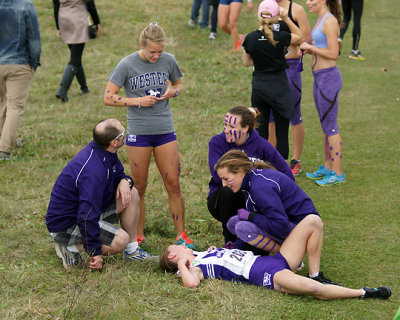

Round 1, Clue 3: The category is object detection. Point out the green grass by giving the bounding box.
[1,0,399,319]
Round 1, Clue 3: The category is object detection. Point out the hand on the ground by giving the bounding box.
[89,255,103,270]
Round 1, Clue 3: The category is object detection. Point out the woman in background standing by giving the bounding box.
[300,0,345,186]
[267,0,310,176]
[53,0,100,102]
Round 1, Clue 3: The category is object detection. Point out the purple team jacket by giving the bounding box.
[208,130,294,197]
[46,141,131,256]
[242,168,319,241]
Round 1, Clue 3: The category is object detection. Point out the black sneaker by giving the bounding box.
[363,286,392,299]
[307,272,339,285]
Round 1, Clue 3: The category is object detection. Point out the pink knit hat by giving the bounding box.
[258,0,280,18]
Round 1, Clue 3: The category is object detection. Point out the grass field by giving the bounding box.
[1,0,399,319]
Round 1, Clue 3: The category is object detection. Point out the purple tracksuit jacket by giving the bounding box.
[208,130,294,197]
[46,141,131,256]
[242,169,319,241]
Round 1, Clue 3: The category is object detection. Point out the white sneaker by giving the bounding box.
[188,19,197,27]
[123,247,158,262]
[209,32,217,40]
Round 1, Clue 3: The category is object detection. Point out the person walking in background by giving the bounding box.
[104,23,196,249]
[242,0,302,160]
[53,0,100,102]
[188,0,210,29]
[46,119,156,271]
[339,0,365,60]
[300,0,345,186]
[207,106,294,248]
[0,0,41,161]
[267,0,311,176]
[218,0,253,52]
[208,0,220,40]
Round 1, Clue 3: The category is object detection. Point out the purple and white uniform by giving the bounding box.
[191,248,290,289]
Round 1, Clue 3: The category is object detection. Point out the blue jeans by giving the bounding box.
[190,0,210,28]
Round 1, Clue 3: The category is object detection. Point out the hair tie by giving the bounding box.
[149,21,158,26]
[248,107,256,115]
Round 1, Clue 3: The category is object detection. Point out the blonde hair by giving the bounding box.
[214,150,275,174]
[139,23,166,47]
[258,15,279,46]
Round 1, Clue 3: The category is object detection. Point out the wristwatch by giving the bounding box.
[124,177,133,189]
[174,89,180,97]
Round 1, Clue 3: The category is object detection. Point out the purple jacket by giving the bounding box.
[242,169,319,241]
[46,141,131,256]
[208,130,294,197]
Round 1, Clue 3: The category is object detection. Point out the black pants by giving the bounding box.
[340,0,364,51]
[68,43,85,67]
[207,186,245,243]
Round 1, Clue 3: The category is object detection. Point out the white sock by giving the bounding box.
[66,245,79,253]
[309,272,319,278]
[361,288,366,297]
[125,241,139,254]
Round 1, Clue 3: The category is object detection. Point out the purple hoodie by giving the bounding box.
[46,141,131,256]
[242,169,319,241]
[208,130,294,197]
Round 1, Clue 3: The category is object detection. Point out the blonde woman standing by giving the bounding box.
[242,0,302,160]
[104,23,196,249]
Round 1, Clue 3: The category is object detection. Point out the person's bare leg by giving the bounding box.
[228,2,242,51]
[117,187,140,243]
[127,146,152,238]
[218,4,231,35]
[153,141,185,235]
[291,123,304,161]
[279,215,323,275]
[274,270,363,300]
[268,122,277,147]
[327,133,343,175]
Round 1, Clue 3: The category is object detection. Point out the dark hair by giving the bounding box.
[327,0,343,27]
[227,106,261,132]
[159,247,178,273]
[92,119,120,149]
[214,150,275,174]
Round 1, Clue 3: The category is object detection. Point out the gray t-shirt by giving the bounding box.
[108,51,183,135]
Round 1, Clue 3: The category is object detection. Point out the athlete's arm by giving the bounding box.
[177,258,203,288]
[104,81,157,107]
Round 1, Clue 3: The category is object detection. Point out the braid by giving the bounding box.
[327,0,343,27]
[259,16,279,46]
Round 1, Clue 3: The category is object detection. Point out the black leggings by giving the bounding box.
[207,187,245,243]
[340,0,364,51]
[67,43,85,67]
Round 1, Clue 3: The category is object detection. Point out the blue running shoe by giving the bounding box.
[123,247,158,262]
[315,171,346,186]
[176,230,196,249]
[306,165,329,180]
[56,244,82,269]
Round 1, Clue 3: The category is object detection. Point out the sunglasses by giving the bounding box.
[110,129,125,142]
